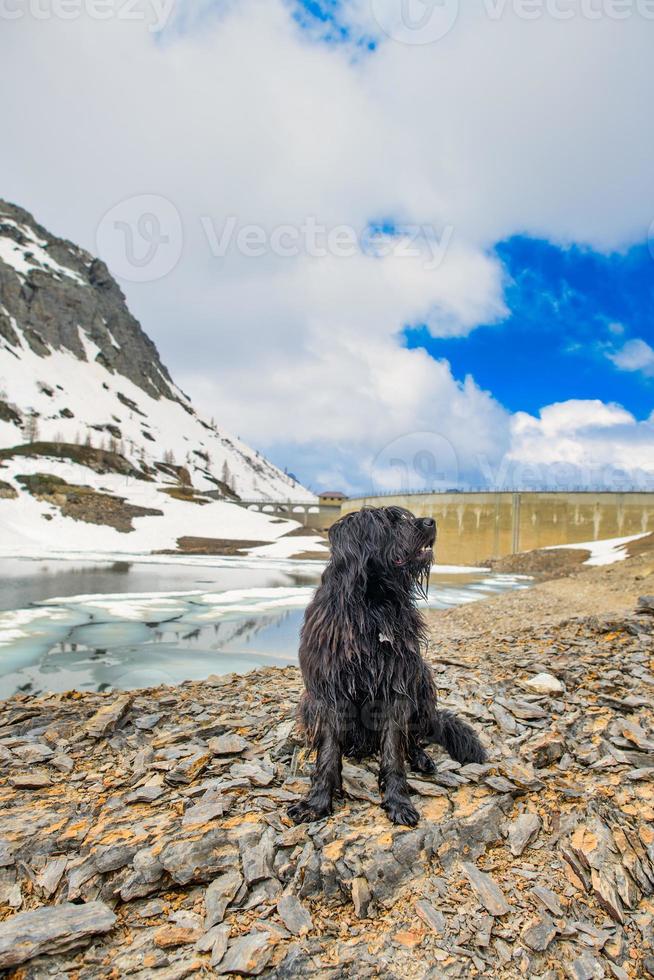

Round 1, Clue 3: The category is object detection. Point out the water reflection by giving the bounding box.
[0,558,530,699]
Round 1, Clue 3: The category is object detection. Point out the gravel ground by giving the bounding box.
[0,546,653,978]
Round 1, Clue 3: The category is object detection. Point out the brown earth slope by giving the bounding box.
[0,547,653,977]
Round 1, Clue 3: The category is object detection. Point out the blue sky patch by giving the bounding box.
[405,237,654,420]
[292,0,376,49]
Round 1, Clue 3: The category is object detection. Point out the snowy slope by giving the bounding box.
[0,200,311,502]
[0,325,305,500]
[0,200,322,558]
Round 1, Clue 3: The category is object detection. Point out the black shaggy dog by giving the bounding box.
[288,506,486,827]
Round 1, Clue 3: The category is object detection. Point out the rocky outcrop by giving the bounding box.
[0,201,176,402]
[15,472,163,532]
[0,479,17,499]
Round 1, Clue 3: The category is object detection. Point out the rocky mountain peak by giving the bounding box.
[0,199,312,504]
[0,199,176,402]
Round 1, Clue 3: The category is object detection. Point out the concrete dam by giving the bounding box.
[340,492,654,566]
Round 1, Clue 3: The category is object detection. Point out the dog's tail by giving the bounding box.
[428,709,487,765]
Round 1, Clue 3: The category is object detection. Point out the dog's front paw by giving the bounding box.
[408,747,436,775]
[382,798,420,827]
[287,798,331,824]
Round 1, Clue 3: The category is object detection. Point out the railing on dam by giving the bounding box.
[350,486,653,496]
[341,490,654,565]
[227,498,336,530]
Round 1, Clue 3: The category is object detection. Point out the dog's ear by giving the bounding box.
[328,510,384,594]
[327,513,353,554]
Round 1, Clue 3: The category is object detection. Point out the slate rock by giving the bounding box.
[277,895,313,936]
[120,846,164,901]
[182,790,227,827]
[83,694,132,738]
[531,885,564,917]
[204,869,243,929]
[154,924,201,948]
[569,951,605,979]
[521,913,557,951]
[415,899,446,935]
[351,877,371,918]
[134,712,162,730]
[0,901,116,968]
[508,812,541,857]
[0,841,15,869]
[499,759,545,790]
[160,829,237,886]
[461,862,511,916]
[165,750,211,786]
[524,672,564,694]
[214,932,273,976]
[209,734,250,755]
[528,730,566,767]
[210,923,231,967]
[230,760,275,787]
[125,783,165,804]
[9,772,52,789]
[240,828,276,886]
[36,856,67,897]
[195,920,229,951]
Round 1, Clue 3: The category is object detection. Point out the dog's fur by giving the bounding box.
[288,506,486,827]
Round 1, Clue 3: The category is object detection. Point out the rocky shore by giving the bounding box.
[1,548,654,978]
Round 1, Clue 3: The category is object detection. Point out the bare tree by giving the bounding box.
[23,410,39,443]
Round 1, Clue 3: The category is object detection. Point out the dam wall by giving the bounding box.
[340,492,654,565]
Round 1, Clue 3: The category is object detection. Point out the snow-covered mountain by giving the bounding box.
[0,201,323,558]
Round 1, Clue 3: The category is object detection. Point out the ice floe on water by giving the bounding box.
[37,587,314,619]
[0,576,530,698]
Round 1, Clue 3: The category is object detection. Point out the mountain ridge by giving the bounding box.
[0,198,311,503]
[0,200,323,559]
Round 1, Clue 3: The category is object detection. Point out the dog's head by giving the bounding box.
[327,506,436,596]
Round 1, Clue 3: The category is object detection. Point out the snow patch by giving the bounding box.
[544,533,649,566]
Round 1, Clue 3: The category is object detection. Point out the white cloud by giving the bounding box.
[608,338,654,377]
[0,1,652,489]
[506,400,654,488]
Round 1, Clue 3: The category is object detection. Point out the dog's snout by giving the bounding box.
[421,518,435,530]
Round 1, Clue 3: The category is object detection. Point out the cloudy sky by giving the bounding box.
[2,0,653,493]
